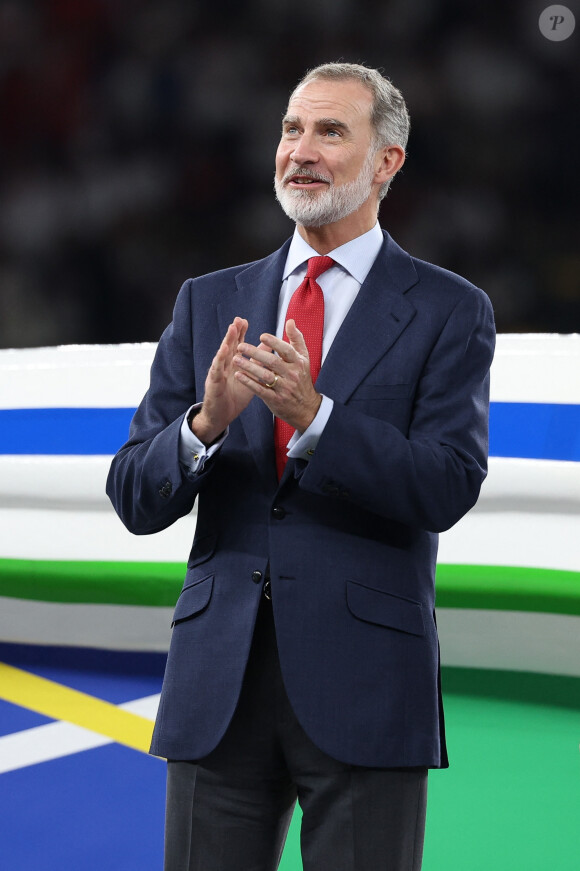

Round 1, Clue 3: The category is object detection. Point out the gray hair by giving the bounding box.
[289,62,410,199]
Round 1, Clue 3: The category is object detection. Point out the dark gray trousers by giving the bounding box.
[164,595,427,871]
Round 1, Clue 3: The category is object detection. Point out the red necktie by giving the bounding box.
[274,255,334,479]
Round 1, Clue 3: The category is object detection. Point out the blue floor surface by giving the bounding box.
[2,645,580,870]
[0,643,167,871]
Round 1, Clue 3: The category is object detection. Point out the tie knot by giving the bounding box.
[306,255,334,281]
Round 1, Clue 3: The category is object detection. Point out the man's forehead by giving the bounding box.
[285,79,373,123]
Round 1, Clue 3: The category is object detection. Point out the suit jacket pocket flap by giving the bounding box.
[347,581,425,636]
[172,574,214,625]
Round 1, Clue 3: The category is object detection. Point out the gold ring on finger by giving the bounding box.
[265,374,278,389]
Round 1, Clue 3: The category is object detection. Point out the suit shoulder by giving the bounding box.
[176,239,291,304]
[411,256,492,311]
[381,231,491,312]
[412,255,479,294]
[180,258,261,292]
[169,260,261,315]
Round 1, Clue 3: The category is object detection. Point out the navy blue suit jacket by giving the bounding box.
[107,231,495,768]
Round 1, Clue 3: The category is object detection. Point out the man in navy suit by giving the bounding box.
[107,62,495,871]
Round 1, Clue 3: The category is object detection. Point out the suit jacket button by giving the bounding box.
[251,570,263,584]
[159,481,172,498]
[322,483,339,496]
[272,506,286,519]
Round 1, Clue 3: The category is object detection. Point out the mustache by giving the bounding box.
[282,168,332,185]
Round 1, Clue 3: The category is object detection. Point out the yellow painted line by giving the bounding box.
[0,663,154,753]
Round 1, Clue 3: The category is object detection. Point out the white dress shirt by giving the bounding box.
[179,221,384,473]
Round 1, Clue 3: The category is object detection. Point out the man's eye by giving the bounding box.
[285,126,299,135]
[325,129,340,137]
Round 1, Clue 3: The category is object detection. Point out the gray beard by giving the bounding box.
[274,150,377,228]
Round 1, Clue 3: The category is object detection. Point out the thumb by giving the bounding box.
[285,319,308,355]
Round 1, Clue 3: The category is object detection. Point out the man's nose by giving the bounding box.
[289,134,318,165]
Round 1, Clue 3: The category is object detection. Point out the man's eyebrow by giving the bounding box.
[282,115,301,127]
[316,117,350,131]
[282,115,350,132]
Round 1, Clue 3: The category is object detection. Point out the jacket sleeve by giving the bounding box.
[106,280,212,535]
[297,287,496,532]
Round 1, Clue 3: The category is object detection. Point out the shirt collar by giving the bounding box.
[282,221,384,284]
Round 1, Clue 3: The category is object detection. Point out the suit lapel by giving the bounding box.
[315,232,419,404]
[217,240,291,490]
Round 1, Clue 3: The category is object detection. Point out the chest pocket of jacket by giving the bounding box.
[348,383,411,402]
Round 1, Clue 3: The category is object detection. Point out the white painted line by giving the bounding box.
[0,694,160,774]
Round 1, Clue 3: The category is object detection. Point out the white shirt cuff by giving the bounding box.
[287,395,333,462]
[179,404,228,474]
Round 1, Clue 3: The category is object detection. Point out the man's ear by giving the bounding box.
[374,144,406,186]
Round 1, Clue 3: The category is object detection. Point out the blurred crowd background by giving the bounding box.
[0,0,578,348]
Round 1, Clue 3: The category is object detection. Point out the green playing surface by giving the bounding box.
[278,668,580,870]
